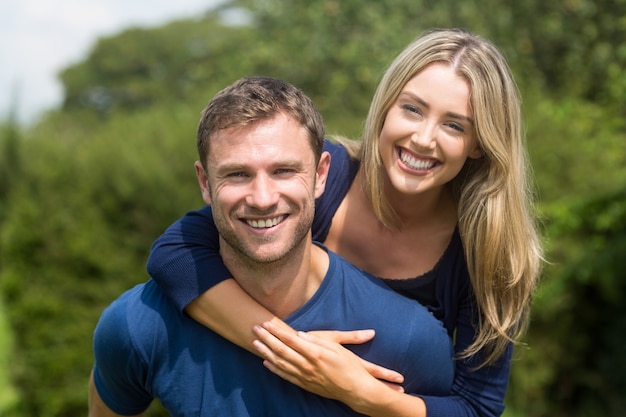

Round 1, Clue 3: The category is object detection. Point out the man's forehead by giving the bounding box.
[208,114,313,160]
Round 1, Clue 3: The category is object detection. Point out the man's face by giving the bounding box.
[196,112,329,265]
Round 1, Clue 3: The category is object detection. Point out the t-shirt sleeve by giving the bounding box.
[419,293,512,417]
[400,306,455,396]
[92,293,154,415]
[146,206,232,312]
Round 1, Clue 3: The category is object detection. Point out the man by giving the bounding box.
[89,76,453,416]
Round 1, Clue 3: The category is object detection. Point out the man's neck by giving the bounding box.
[221,243,329,319]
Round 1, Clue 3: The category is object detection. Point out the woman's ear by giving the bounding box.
[468,145,483,159]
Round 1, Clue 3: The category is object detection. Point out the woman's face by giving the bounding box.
[378,63,483,197]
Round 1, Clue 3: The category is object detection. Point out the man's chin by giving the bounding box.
[243,247,288,264]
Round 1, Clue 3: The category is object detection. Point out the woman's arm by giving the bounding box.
[147,139,355,350]
[420,294,512,417]
[148,139,351,311]
[185,279,288,354]
[147,206,287,352]
[147,206,232,311]
[252,296,512,417]
[252,323,427,417]
[147,206,392,363]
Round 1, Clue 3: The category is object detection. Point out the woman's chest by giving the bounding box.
[324,198,452,279]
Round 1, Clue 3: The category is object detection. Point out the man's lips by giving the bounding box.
[245,215,285,229]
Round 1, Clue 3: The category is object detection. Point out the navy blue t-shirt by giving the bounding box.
[94,249,454,415]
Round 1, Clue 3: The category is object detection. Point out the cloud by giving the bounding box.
[0,0,219,125]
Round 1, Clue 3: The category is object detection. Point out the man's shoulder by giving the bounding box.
[100,280,164,315]
[95,281,175,348]
[97,283,145,326]
[327,251,445,328]
[329,252,407,297]
[328,253,454,394]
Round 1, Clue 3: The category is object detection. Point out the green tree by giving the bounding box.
[508,189,626,416]
[0,115,21,219]
[523,91,626,204]
[0,106,200,416]
[59,13,255,118]
[508,0,626,105]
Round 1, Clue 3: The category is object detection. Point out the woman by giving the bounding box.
[147,28,543,416]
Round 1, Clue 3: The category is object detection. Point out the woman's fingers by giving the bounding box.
[251,324,303,367]
[250,321,409,410]
[254,322,405,386]
[307,329,376,345]
[258,322,375,347]
[268,326,404,386]
[359,358,405,385]
[252,323,329,380]
[299,331,404,385]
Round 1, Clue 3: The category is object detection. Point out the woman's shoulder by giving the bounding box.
[312,140,360,242]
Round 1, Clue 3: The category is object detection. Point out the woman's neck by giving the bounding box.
[356,169,457,229]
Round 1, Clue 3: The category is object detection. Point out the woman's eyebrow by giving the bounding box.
[399,91,474,125]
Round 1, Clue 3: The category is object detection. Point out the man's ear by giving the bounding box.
[195,161,212,205]
[314,151,331,199]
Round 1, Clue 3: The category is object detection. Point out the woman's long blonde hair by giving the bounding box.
[343,28,543,367]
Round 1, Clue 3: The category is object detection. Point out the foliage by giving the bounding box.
[0,106,200,416]
[0,297,18,414]
[0,119,21,219]
[508,0,626,105]
[59,14,256,118]
[1,1,625,416]
[523,90,626,203]
[508,189,626,416]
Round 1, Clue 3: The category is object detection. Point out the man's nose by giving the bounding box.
[245,174,279,209]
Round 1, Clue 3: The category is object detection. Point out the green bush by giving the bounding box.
[507,189,626,416]
[0,106,201,416]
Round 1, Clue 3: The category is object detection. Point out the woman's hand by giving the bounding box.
[252,322,405,410]
[304,328,405,387]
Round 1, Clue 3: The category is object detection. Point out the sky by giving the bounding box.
[0,0,221,125]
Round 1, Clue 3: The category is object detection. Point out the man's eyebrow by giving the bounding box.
[399,91,474,125]
[210,162,248,177]
[214,158,306,173]
[214,162,245,172]
[276,159,306,168]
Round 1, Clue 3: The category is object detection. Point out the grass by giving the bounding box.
[0,296,19,412]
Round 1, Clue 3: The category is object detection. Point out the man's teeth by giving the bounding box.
[247,216,284,229]
[400,150,436,170]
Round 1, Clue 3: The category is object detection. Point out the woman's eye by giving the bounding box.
[401,104,421,114]
[446,123,465,133]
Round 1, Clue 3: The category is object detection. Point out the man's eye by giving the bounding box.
[275,168,294,175]
[227,172,248,178]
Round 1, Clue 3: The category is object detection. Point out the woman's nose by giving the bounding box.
[410,122,437,149]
